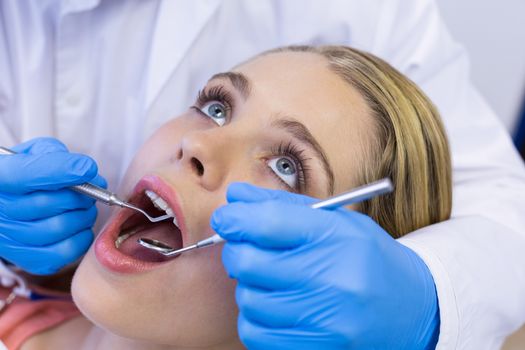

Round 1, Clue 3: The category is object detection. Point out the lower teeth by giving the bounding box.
[115,228,140,249]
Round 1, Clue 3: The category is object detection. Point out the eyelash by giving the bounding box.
[194,85,235,117]
[269,141,311,193]
[192,84,311,193]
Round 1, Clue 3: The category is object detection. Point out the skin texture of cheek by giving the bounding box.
[71,239,241,348]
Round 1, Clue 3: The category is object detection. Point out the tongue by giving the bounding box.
[118,222,183,262]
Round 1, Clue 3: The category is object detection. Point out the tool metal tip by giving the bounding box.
[137,238,174,253]
[121,203,172,223]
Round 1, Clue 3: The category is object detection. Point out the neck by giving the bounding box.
[76,318,244,350]
[81,327,173,350]
[24,316,243,350]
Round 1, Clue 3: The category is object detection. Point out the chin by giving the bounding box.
[71,233,241,348]
[71,249,143,340]
[71,174,241,347]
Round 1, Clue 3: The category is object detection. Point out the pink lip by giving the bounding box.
[94,174,188,274]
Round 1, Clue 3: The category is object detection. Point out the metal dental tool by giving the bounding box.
[0,146,171,223]
[138,178,394,257]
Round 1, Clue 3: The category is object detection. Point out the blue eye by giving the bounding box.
[268,156,298,189]
[199,101,227,126]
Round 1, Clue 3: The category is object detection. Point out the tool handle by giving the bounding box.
[71,183,121,206]
[0,146,15,156]
[310,178,393,210]
[0,146,120,206]
[197,234,225,247]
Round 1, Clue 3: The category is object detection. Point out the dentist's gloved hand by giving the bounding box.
[212,183,440,350]
[0,137,106,275]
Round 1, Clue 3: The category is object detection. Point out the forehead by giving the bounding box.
[234,51,374,193]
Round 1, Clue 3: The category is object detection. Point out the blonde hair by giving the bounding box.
[264,46,452,238]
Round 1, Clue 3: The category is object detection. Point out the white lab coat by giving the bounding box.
[1,0,525,349]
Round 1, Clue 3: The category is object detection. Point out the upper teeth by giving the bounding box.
[145,190,179,227]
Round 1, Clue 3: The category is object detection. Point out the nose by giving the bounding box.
[175,131,227,191]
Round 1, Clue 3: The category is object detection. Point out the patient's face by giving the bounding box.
[72,51,373,347]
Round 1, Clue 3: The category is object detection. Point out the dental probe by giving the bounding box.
[0,146,171,223]
[138,178,394,257]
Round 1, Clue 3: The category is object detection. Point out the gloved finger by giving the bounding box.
[236,284,306,328]
[11,137,69,155]
[223,242,313,290]
[237,283,356,330]
[237,313,340,350]
[0,229,93,275]
[0,151,98,193]
[226,182,317,206]
[0,206,97,246]
[90,174,108,189]
[0,174,106,221]
[212,200,344,249]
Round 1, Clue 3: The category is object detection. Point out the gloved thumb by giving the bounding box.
[12,137,69,155]
[226,182,317,206]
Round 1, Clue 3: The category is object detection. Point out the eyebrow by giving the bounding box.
[271,117,335,195]
[209,71,335,194]
[209,72,251,100]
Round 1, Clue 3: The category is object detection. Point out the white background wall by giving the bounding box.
[436,0,525,134]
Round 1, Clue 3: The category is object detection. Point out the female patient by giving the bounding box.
[0,45,451,349]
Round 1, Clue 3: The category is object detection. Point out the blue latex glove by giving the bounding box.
[211,183,440,350]
[0,137,106,275]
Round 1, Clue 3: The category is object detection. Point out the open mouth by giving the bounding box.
[113,189,184,263]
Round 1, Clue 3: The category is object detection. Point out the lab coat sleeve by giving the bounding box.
[370,0,525,348]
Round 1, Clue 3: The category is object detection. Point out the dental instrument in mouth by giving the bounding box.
[138,178,394,257]
[0,146,172,223]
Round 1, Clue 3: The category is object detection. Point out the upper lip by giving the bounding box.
[125,174,188,247]
[93,174,188,273]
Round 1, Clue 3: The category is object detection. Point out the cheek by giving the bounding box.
[119,124,186,193]
[236,158,287,192]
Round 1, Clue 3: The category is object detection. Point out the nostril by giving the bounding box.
[191,157,204,176]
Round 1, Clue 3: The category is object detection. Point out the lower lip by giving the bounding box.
[94,209,173,274]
